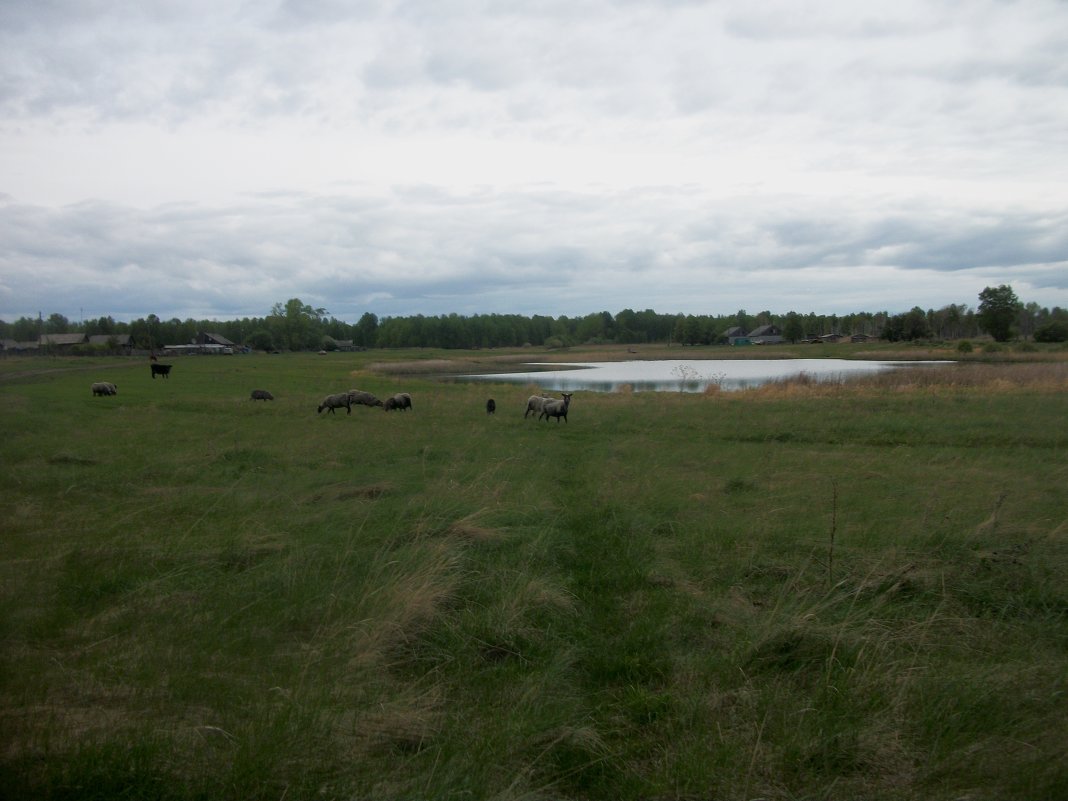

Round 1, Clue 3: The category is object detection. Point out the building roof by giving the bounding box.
[201,332,235,346]
[40,333,88,346]
[748,325,781,337]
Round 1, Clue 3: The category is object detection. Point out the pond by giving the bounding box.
[458,358,946,393]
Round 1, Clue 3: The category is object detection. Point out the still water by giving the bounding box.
[460,358,939,393]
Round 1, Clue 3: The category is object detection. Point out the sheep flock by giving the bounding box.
[88,363,576,425]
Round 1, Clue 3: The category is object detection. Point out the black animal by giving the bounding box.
[150,363,172,379]
[486,398,496,414]
[250,389,274,401]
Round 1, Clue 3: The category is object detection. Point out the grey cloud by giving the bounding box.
[3,1,1068,320]
[3,186,1066,323]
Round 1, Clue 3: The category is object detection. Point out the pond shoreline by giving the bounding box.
[452,357,952,393]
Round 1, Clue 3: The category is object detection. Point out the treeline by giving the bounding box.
[3,293,1066,351]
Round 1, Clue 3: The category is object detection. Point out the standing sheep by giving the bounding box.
[539,393,573,423]
[150,363,172,379]
[317,392,352,414]
[250,389,274,401]
[384,392,412,412]
[91,382,117,396]
[524,395,551,418]
[347,389,384,408]
[486,398,496,414]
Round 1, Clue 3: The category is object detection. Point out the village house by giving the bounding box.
[197,332,235,349]
[39,333,88,350]
[747,324,784,345]
[0,339,38,355]
[723,326,749,345]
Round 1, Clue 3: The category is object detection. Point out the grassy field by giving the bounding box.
[1,347,1067,800]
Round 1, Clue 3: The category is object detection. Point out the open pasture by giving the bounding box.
[1,350,1067,800]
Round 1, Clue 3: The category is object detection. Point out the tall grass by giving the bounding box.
[1,351,1066,799]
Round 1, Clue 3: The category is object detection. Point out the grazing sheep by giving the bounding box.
[250,389,274,401]
[486,398,496,414]
[91,382,117,396]
[317,392,352,414]
[524,395,552,418]
[539,393,573,423]
[384,392,412,412]
[347,389,384,408]
[150,363,172,379]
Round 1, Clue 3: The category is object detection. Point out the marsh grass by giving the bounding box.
[1,351,1067,799]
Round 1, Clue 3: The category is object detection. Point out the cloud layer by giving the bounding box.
[2,0,1067,322]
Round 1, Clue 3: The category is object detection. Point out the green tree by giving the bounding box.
[355,312,379,347]
[783,312,803,343]
[45,313,69,334]
[12,316,40,341]
[248,329,275,351]
[903,306,930,341]
[129,314,161,350]
[269,298,327,351]
[977,285,1021,342]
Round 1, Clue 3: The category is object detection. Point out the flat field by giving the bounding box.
[1,348,1067,800]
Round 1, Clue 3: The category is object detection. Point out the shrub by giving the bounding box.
[957,340,973,354]
[1034,321,1068,343]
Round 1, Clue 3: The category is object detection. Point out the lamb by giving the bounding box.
[486,398,496,414]
[347,389,384,408]
[524,395,552,418]
[384,392,412,412]
[250,389,274,401]
[91,382,117,396]
[539,393,573,423]
[317,392,352,414]
[150,363,172,379]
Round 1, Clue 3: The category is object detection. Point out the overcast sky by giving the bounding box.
[2,0,1067,324]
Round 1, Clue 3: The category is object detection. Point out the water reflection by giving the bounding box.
[459,359,941,393]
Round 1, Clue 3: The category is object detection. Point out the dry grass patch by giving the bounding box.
[341,542,462,671]
[344,686,445,754]
[446,515,505,542]
[305,482,393,504]
[738,360,1068,399]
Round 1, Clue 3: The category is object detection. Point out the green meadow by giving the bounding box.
[1,347,1067,800]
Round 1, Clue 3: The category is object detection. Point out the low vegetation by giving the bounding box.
[1,347,1066,800]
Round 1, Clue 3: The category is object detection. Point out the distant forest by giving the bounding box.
[3,291,1067,352]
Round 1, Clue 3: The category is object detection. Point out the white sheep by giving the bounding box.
[539,393,573,423]
[91,382,117,396]
[317,392,352,414]
[524,395,552,419]
[384,392,412,412]
[347,389,384,408]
